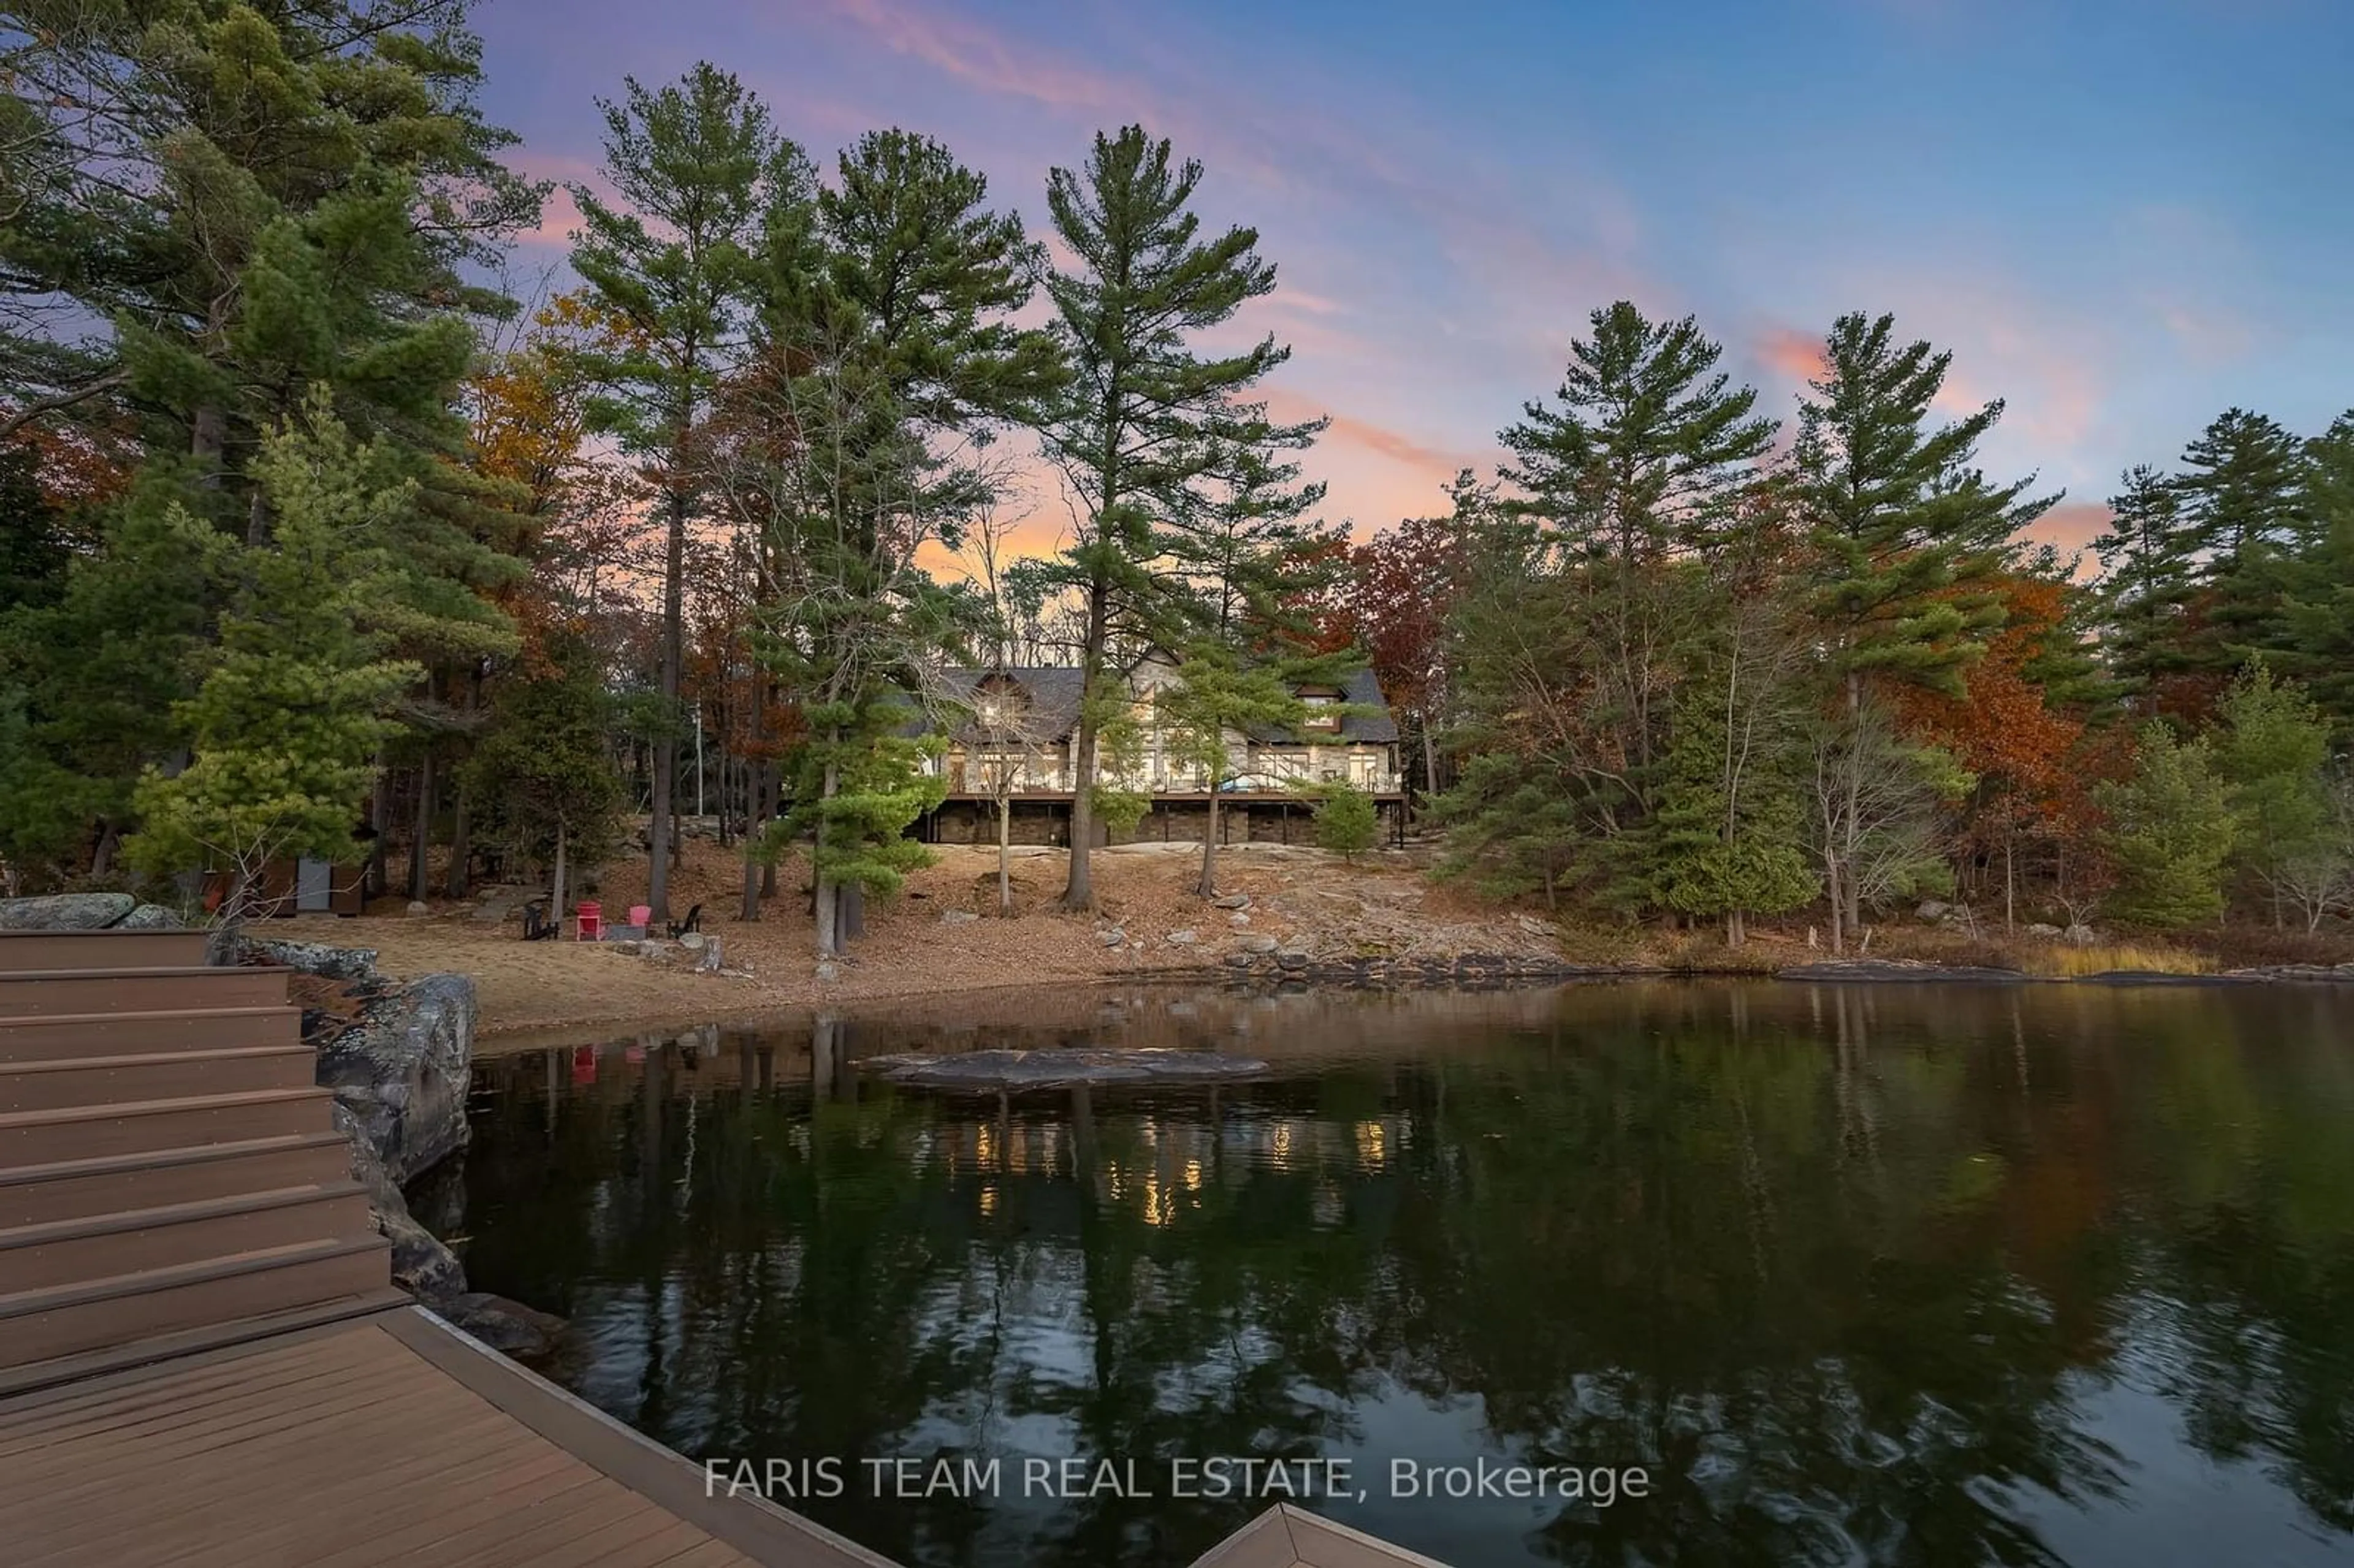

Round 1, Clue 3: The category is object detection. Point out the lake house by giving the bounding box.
[913,652,1407,847]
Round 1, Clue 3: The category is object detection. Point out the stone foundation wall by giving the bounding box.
[921,798,1399,848]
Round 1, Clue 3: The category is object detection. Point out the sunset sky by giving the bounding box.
[474,0,2354,564]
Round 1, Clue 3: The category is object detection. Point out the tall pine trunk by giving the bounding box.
[760,759,780,899]
[191,406,226,470]
[739,812,761,922]
[367,758,389,897]
[1060,522,1114,912]
[551,820,568,929]
[2003,826,2016,934]
[1837,671,1865,948]
[409,750,435,904]
[444,783,470,900]
[813,752,840,959]
[1198,784,1219,898]
[997,796,1013,916]
[649,484,687,923]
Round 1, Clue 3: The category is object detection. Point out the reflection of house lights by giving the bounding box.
[979,1185,998,1216]
[1270,1123,1293,1170]
[1355,1122,1386,1170]
[975,1125,996,1169]
[1183,1159,1203,1193]
[1009,1131,1027,1173]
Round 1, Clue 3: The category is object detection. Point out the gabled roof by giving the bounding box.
[906,663,1401,745]
[929,666,1089,743]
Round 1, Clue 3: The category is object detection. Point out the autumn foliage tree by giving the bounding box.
[1325,473,1485,800]
[1891,572,2093,929]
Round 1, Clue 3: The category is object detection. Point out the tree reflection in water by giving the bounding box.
[414,983,2354,1567]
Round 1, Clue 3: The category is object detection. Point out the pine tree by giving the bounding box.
[0,462,221,877]
[2213,664,2334,928]
[1794,311,2056,946]
[1314,782,1379,862]
[1492,302,1778,907]
[1504,302,1778,565]
[1035,125,1312,910]
[1157,638,1350,897]
[2095,723,2237,929]
[1179,445,1331,641]
[123,395,417,937]
[1655,685,1815,947]
[723,129,1058,957]
[569,63,794,923]
[777,711,947,937]
[2273,413,2354,736]
[6,4,538,889]
[1653,529,1817,946]
[3,2,535,474]
[462,629,628,923]
[2092,465,2201,717]
[2176,408,2306,680]
[0,444,71,615]
[1428,514,1603,907]
[1431,750,1584,909]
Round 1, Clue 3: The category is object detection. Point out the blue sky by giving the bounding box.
[473,0,2354,557]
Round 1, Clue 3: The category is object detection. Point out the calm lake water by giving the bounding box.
[416,981,2354,1567]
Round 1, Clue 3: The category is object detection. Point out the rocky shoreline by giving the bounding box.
[1189,951,2354,990]
[238,936,566,1360]
[1214,949,1645,988]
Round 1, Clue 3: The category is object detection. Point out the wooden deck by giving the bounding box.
[0,924,1453,1567]
[0,1307,894,1567]
[1191,1505,1455,1568]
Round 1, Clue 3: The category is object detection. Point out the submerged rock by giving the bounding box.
[864,1047,1268,1091]
[1778,959,2025,983]
[435,1292,568,1360]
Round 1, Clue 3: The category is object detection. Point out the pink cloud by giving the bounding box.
[812,0,1651,379]
[2155,300,2254,365]
[2027,500,2111,554]
[1260,388,1485,484]
[1757,325,1829,384]
[818,0,1123,115]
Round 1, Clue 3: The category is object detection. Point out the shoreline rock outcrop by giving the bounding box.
[245,935,565,1360]
[0,892,178,931]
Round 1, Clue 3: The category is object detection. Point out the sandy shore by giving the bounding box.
[303,839,1561,1054]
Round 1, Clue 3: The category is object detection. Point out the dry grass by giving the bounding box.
[2021,943,2212,977]
[1656,936,1785,975]
[1815,926,2215,976]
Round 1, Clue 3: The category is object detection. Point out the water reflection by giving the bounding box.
[414,982,2354,1567]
